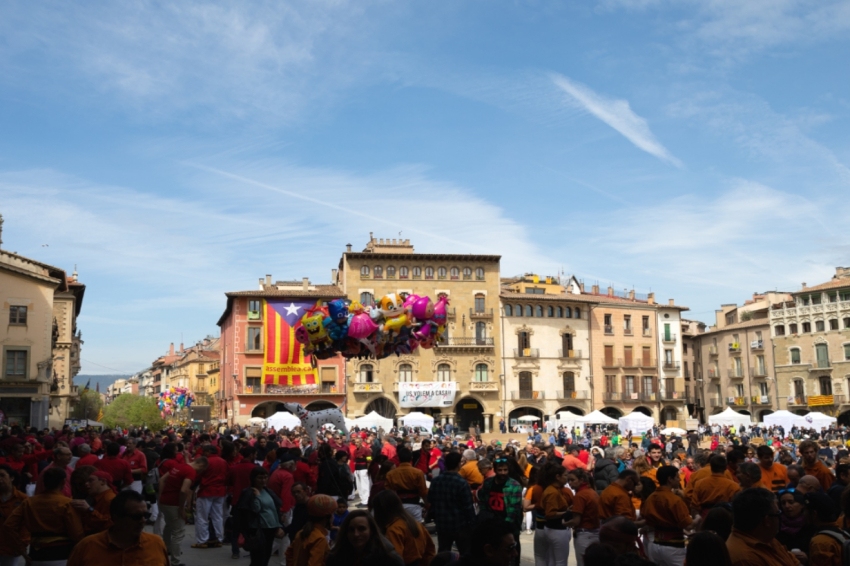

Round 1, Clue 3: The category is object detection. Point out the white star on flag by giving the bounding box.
[284,303,301,316]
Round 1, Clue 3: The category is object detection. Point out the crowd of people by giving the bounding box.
[2,419,850,566]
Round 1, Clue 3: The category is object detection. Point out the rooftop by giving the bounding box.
[798,267,850,293]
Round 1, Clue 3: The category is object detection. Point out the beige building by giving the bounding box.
[770,267,850,419]
[166,337,220,407]
[681,318,707,420]
[0,221,85,429]
[337,236,502,432]
[696,292,790,422]
[499,274,594,426]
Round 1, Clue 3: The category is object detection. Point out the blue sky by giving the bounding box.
[1,1,848,375]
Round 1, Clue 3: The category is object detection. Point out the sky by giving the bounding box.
[1,1,848,375]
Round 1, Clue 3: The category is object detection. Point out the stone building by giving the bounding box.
[770,268,850,419]
[166,337,220,406]
[337,236,503,432]
[681,318,707,421]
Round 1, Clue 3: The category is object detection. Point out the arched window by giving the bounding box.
[565,307,572,318]
[475,321,487,343]
[359,364,374,383]
[574,307,581,319]
[819,375,833,395]
[790,348,801,364]
[475,363,489,382]
[463,267,472,280]
[413,267,422,279]
[789,323,798,334]
[425,267,434,279]
[474,294,486,313]
[399,266,409,279]
[386,266,396,278]
[436,363,451,381]
[438,267,447,279]
[504,305,513,316]
[816,343,829,368]
[547,306,554,317]
[563,371,576,392]
[360,292,374,306]
[535,305,543,318]
[519,371,533,398]
[524,305,533,317]
[556,306,563,317]
[398,363,413,382]
[792,378,805,402]
[373,266,383,278]
[450,267,460,280]
[475,267,485,280]
[360,265,370,277]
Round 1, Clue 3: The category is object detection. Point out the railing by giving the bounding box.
[728,369,744,379]
[558,349,583,359]
[709,397,724,407]
[446,308,456,318]
[707,368,719,379]
[662,333,676,343]
[816,360,831,368]
[604,325,614,334]
[835,395,847,405]
[439,337,494,347]
[514,348,539,358]
[621,357,639,368]
[511,390,545,400]
[642,328,652,337]
[751,367,768,377]
[603,392,622,401]
[661,390,687,401]
[602,358,618,368]
[469,308,494,318]
[663,361,681,370]
[726,397,748,406]
[751,395,771,405]
[728,343,741,353]
[469,381,499,391]
[751,340,764,350]
[555,390,590,400]
[788,396,807,406]
[353,383,383,393]
[641,359,657,370]
[709,346,718,356]
[624,327,634,336]
[638,392,658,401]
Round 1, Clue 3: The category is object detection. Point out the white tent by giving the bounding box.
[547,411,585,432]
[355,411,394,431]
[398,411,434,430]
[579,410,619,425]
[708,407,752,430]
[798,411,837,429]
[763,410,801,432]
[618,411,654,434]
[266,411,299,430]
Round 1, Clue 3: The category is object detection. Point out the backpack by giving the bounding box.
[816,527,850,566]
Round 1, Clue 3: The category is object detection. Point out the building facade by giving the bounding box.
[338,236,503,432]
[770,268,850,420]
[217,277,346,426]
[681,318,707,421]
[499,274,594,426]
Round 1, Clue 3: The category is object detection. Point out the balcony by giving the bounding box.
[353,383,383,393]
[624,327,634,336]
[514,348,539,358]
[469,381,499,392]
[558,349,583,360]
[602,358,619,368]
[709,346,718,357]
[707,368,719,379]
[727,396,748,407]
[728,369,744,379]
[709,397,724,407]
[621,357,640,368]
[638,392,658,401]
[728,343,742,354]
[662,361,681,371]
[603,392,622,401]
[469,308,493,319]
[642,328,652,337]
[750,340,764,351]
[511,390,545,400]
[247,310,261,321]
[604,325,614,335]
[661,390,687,401]
[555,390,590,400]
[750,366,768,378]
[751,395,771,405]
[242,384,325,395]
[438,337,494,349]
[446,308,456,319]
[641,359,657,371]
[662,333,677,343]
[788,396,807,406]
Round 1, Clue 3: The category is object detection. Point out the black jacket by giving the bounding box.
[593,458,619,491]
[235,487,282,533]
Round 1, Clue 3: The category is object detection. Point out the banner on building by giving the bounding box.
[808,394,834,407]
[399,382,457,408]
[263,300,317,386]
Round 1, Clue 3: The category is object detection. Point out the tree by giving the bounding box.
[72,389,103,421]
[102,395,165,430]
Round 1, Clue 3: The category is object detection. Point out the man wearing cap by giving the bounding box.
[71,470,116,534]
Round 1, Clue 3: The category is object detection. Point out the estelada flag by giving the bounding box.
[263,299,317,386]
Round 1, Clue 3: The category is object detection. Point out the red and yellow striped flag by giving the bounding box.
[262,299,317,386]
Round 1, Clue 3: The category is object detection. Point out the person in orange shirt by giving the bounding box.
[641,465,695,566]
[372,490,436,566]
[598,469,641,524]
[736,462,768,490]
[71,470,117,534]
[563,469,600,566]
[561,446,587,471]
[757,445,789,493]
[538,463,574,566]
[726,488,803,566]
[806,492,844,566]
[459,449,484,488]
[286,494,337,566]
[691,455,741,516]
[385,447,428,522]
[800,440,834,490]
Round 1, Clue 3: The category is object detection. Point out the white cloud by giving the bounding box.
[550,74,682,167]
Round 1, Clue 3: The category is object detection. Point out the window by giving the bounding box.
[245,377,261,392]
[845,344,850,361]
[734,357,742,374]
[563,372,576,392]
[829,293,838,303]
[604,314,613,334]
[524,305,533,317]
[775,325,786,336]
[829,319,839,330]
[574,307,580,318]
[816,343,830,368]
[556,307,563,317]
[504,305,513,317]
[624,346,634,366]
[605,375,617,393]
[425,267,434,279]
[475,268,485,280]
[360,265,370,277]
[373,266,383,279]
[642,316,650,331]
[535,305,543,318]
[9,306,27,325]
[793,379,805,397]
[525,287,544,294]
[475,322,487,342]
[399,266,409,279]
[604,345,614,366]
[360,292,375,306]
[519,372,533,395]
[791,348,801,364]
[463,267,472,280]
[736,384,745,397]
[683,343,688,354]
[4,350,27,377]
[248,300,261,314]
[437,267,447,280]
[642,347,652,366]
[474,295,485,313]
[756,355,765,375]
[812,294,822,305]
[624,376,636,395]
[816,320,825,332]
[802,296,810,306]
[450,267,459,280]
[359,364,374,383]
[398,363,413,382]
[247,327,262,351]
[386,266,396,278]
[437,363,451,381]
[819,376,833,395]
[802,322,811,333]
[664,349,673,364]
[547,306,554,317]
[475,364,488,382]
[413,267,422,279]
[518,331,531,352]
[562,334,573,355]
[845,318,850,329]
[789,323,798,334]
[624,315,632,333]
[564,307,572,318]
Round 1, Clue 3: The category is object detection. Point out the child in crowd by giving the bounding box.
[330,497,349,542]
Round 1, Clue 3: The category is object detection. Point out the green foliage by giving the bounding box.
[740,311,753,322]
[102,395,166,430]
[72,389,103,421]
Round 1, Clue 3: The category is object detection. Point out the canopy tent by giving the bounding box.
[545,411,585,432]
[763,410,801,432]
[354,411,394,431]
[247,416,267,426]
[266,411,299,430]
[708,407,752,430]
[662,427,687,436]
[518,415,540,422]
[397,411,434,430]
[578,410,619,425]
[618,411,654,434]
[798,411,837,429]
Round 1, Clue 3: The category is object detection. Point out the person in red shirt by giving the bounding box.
[76,444,99,468]
[226,446,257,559]
[268,451,296,560]
[381,438,399,466]
[35,445,73,497]
[290,448,315,491]
[192,446,227,549]
[94,443,134,490]
[159,455,207,566]
[561,446,587,471]
[0,443,38,488]
[122,438,148,493]
[352,437,372,506]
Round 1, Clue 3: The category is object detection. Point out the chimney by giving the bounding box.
[258,277,264,290]
[346,243,352,252]
[579,282,585,293]
[607,286,614,296]
[592,284,599,294]
[265,274,272,286]
[180,343,184,353]
[331,269,338,283]
[169,343,175,356]
[628,290,635,300]
[668,298,675,306]
[647,293,655,305]
[302,277,309,291]
[802,282,807,289]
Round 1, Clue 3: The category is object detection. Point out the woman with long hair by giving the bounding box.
[538,463,573,566]
[286,494,337,566]
[775,489,816,554]
[316,442,346,497]
[563,469,600,566]
[326,510,403,566]
[371,490,435,566]
[369,459,396,511]
[685,531,732,566]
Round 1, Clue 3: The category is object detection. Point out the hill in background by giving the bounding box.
[74,374,132,392]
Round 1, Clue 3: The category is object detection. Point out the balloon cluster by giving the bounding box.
[158,387,195,419]
[296,294,449,360]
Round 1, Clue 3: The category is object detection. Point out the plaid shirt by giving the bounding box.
[426,470,475,532]
[478,476,523,531]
